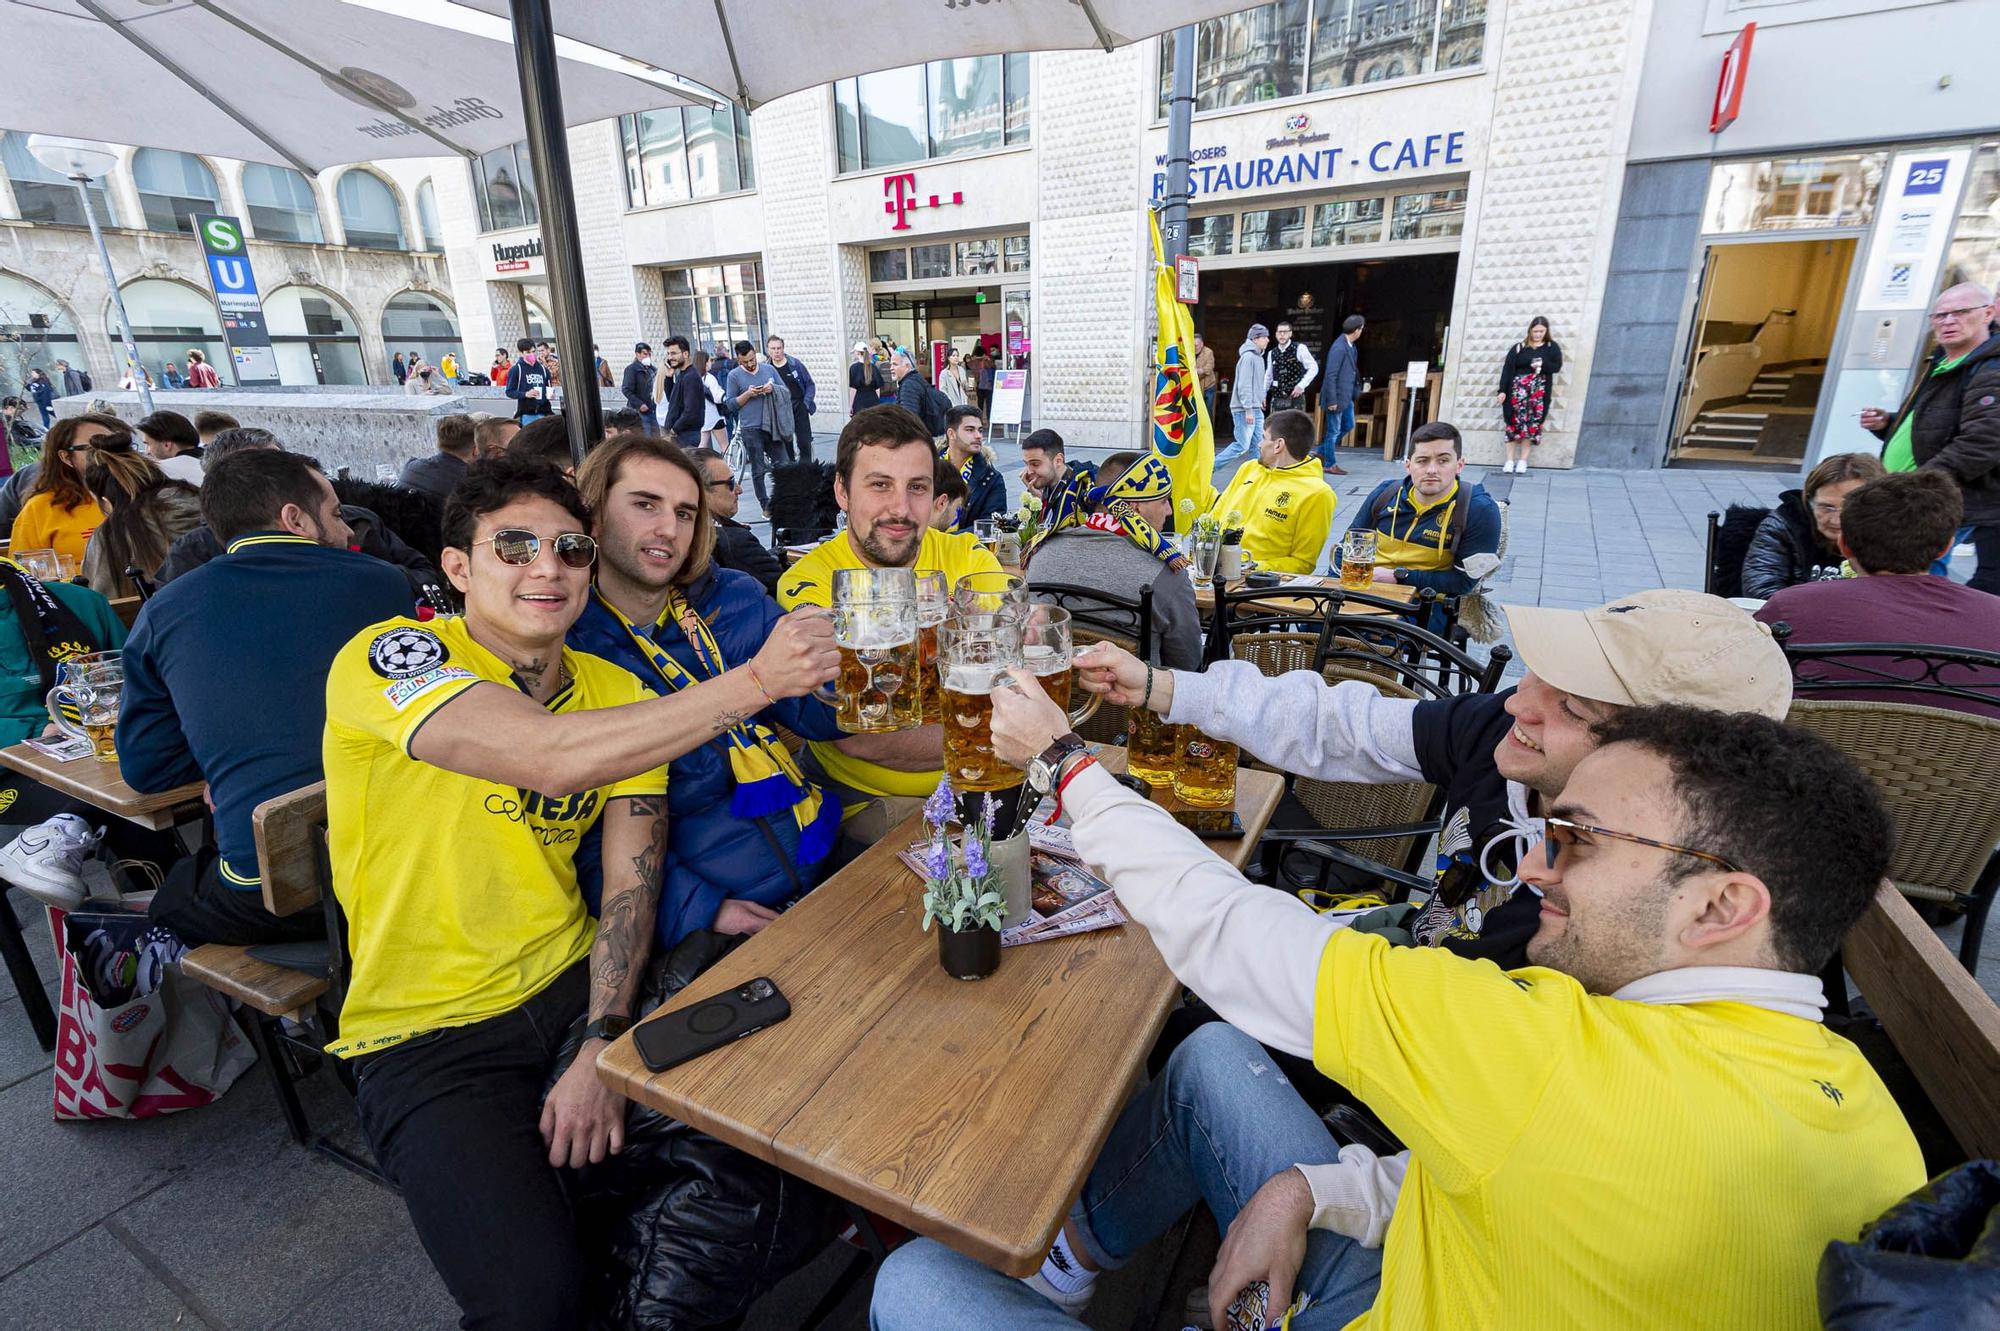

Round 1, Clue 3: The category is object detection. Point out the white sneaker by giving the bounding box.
[0,813,106,909]
[1021,1268,1095,1317]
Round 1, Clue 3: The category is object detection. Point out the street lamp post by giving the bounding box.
[25,136,155,416]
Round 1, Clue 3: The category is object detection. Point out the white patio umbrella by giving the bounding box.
[453,0,1251,108]
[0,0,704,171]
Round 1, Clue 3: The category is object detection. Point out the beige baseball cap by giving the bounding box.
[1502,590,1792,720]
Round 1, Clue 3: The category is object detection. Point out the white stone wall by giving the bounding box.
[1448,0,1652,467]
[758,89,859,408]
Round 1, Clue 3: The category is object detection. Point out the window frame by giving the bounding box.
[834,55,1033,176]
[619,104,757,211]
[471,142,540,235]
[131,148,221,236]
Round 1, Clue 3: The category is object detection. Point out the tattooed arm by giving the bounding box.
[541,795,666,1169]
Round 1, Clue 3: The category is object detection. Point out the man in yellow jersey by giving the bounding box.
[777,404,1001,842]
[1332,421,1502,597]
[867,699,1926,1330]
[1208,408,1335,573]
[323,455,836,1330]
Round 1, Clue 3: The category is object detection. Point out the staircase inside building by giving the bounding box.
[1677,361,1826,464]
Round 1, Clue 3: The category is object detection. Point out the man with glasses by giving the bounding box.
[692,446,780,595]
[322,455,837,1328]
[877,696,1923,1329]
[1861,280,2000,592]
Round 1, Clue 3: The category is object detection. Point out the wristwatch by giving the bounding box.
[1390,568,1410,585]
[1028,732,1089,796]
[582,1014,632,1043]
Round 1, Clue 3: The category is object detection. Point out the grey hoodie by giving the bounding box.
[1233,340,1270,414]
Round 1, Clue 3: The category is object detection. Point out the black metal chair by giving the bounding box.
[1027,583,1153,745]
[1777,637,2000,972]
[1704,504,1772,599]
[1252,616,1513,899]
[123,565,157,602]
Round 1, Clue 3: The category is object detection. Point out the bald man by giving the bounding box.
[1861,281,2000,593]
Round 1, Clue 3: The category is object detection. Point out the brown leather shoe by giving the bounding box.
[1323,464,1347,475]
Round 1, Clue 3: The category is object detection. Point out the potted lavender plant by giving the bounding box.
[918,778,1005,979]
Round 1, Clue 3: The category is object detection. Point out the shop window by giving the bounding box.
[911,243,953,280]
[238,164,322,243]
[115,278,228,378]
[1163,0,1480,115]
[1700,152,1886,234]
[1004,235,1031,273]
[621,105,755,208]
[1187,214,1234,257]
[1312,197,1384,245]
[132,149,219,235]
[0,271,84,390]
[1945,143,2000,290]
[266,285,367,385]
[473,142,540,233]
[662,261,767,352]
[336,171,406,250]
[1240,206,1306,251]
[1,133,116,228]
[1389,187,1465,240]
[836,57,1032,173]
[381,291,461,373]
[868,248,910,283]
[957,239,1000,277]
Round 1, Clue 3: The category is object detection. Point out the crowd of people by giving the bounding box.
[0,280,1990,1330]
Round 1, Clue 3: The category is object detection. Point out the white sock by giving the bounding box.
[1021,1228,1097,1314]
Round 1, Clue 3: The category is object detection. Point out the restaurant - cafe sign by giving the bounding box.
[1151,115,1467,202]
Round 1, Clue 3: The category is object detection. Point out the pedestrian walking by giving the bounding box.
[1193,333,1218,425]
[1218,324,1271,468]
[594,345,615,389]
[1318,314,1363,475]
[27,368,55,426]
[849,342,885,415]
[975,348,997,418]
[55,359,91,396]
[658,337,704,446]
[621,342,657,424]
[392,351,408,385]
[1264,321,1317,414]
[764,334,819,462]
[1497,316,1561,473]
[184,350,220,389]
[503,337,553,423]
[695,349,729,451]
[722,340,794,508]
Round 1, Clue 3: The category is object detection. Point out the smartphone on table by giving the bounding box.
[632,977,791,1073]
[1171,808,1245,839]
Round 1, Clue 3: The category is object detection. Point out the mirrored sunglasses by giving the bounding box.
[477,529,597,569]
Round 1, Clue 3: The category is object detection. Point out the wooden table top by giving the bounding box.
[1193,574,1417,617]
[598,746,1285,1276]
[0,743,206,831]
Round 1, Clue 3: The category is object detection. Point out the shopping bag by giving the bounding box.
[49,905,257,1120]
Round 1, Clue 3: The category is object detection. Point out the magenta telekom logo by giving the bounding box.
[883,173,965,231]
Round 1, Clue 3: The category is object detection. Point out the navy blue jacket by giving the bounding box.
[662,365,705,442]
[1324,335,1359,410]
[949,450,1010,532]
[567,565,843,949]
[117,535,413,889]
[1339,478,1502,596]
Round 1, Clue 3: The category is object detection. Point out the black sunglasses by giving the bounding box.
[475,529,597,569]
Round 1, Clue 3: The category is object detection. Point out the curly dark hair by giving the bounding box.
[441,454,590,554]
[1591,705,1893,973]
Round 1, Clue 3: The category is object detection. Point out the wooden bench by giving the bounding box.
[109,595,141,629]
[180,782,329,1018]
[1846,881,2000,1161]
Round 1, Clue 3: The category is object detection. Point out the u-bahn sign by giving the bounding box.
[194,214,280,385]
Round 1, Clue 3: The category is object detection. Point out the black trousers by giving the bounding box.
[1966,522,2000,597]
[352,961,591,1331]
[738,427,794,507]
[147,846,324,946]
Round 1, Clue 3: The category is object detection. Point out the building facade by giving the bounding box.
[0,136,460,394]
[441,0,1655,467]
[1581,0,2000,473]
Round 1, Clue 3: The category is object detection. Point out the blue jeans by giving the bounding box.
[869,1024,1383,1329]
[1318,402,1355,465]
[1224,408,1263,463]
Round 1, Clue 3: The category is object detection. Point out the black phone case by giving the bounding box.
[632,978,791,1073]
[1173,810,1245,839]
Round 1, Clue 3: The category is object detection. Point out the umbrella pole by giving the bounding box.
[1159,25,1196,265]
[510,0,600,467]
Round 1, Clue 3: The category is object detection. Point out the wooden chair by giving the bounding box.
[1845,881,2000,1161]
[179,782,381,1179]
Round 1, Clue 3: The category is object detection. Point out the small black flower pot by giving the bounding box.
[937,923,1001,980]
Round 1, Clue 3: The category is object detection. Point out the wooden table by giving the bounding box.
[0,743,206,831]
[1194,574,1417,618]
[598,747,1285,1276]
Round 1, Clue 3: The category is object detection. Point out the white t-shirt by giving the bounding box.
[701,372,724,431]
[154,453,206,485]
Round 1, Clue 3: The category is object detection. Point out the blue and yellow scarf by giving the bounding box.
[599,589,839,869]
[1083,453,1185,572]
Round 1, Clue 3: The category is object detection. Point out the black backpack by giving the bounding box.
[921,383,951,437]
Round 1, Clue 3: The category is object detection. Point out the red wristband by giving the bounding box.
[1050,752,1098,826]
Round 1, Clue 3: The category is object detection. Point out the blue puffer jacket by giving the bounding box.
[568,564,844,950]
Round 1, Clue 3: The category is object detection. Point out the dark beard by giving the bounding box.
[856,523,920,568]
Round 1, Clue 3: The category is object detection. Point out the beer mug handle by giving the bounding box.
[1067,690,1101,731]
[44,684,88,743]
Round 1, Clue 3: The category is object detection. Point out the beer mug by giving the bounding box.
[1126,706,1184,789]
[13,548,60,582]
[1340,529,1379,591]
[817,568,921,733]
[1175,727,1239,808]
[938,615,1024,793]
[952,570,1027,622]
[45,651,123,762]
[1020,606,1100,731]
[915,570,949,724]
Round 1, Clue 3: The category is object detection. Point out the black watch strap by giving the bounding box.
[583,1014,632,1042]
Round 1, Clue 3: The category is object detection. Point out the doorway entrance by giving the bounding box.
[1193,253,1459,441]
[1669,236,1858,466]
